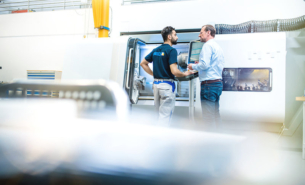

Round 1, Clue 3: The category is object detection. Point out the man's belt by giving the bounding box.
[154,79,175,82]
[201,79,222,84]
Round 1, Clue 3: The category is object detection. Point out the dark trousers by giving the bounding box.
[200,81,223,130]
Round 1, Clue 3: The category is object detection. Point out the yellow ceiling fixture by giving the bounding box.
[92,0,110,38]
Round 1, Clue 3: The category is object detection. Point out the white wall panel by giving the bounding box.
[194,32,286,123]
[62,38,113,80]
[0,36,82,82]
[0,9,95,37]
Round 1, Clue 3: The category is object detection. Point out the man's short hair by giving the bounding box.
[202,25,216,37]
[161,26,175,42]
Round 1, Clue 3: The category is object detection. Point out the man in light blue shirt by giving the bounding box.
[188,25,224,130]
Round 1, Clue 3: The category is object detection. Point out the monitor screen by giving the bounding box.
[188,41,204,64]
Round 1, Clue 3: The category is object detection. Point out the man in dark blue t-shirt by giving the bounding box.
[140,26,192,124]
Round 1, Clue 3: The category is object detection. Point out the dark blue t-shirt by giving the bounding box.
[145,44,177,80]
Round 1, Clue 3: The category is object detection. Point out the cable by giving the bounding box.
[84,0,92,38]
[71,0,85,16]
[108,5,112,37]
[277,123,286,142]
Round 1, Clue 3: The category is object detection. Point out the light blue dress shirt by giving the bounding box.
[192,39,225,82]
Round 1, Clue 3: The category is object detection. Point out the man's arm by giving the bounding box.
[170,63,193,77]
[140,59,153,76]
[168,49,193,77]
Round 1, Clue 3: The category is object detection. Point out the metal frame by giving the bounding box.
[120,29,201,36]
[123,37,146,104]
[0,0,92,14]
[122,0,191,5]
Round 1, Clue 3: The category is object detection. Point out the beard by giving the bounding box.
[171,38,178,45]
[200,37,207,43]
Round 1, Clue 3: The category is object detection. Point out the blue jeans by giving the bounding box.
[200,81,223,130]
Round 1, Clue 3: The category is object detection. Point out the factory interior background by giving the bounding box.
[0,0,305,184]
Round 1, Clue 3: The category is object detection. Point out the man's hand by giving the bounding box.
[184,70,194,76]
[188,64,194,70]
[188,61,199,70]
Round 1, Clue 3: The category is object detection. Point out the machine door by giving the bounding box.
[124,38,146,104]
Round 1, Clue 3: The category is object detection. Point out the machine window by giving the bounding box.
[222,68,272,92]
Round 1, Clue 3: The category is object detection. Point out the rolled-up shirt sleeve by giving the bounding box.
[192,44,212,71]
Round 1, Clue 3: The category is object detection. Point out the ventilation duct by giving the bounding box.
[216,15,305,34]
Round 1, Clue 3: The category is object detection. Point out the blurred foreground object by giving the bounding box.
[0,79,129,120]
[0,80,245,184]
[0,115,245,185]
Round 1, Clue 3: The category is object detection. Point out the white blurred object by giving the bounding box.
[0,99,78,175]
[0,99,77,127]
[0,79,130,122]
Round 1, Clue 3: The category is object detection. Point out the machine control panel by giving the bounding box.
[175,40,202,81]
[175,72,198,81]
[188,40,204,64]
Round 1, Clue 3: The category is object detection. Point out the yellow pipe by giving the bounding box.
[92,0,109,38]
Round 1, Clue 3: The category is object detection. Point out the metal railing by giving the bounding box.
[0,0,92,14]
